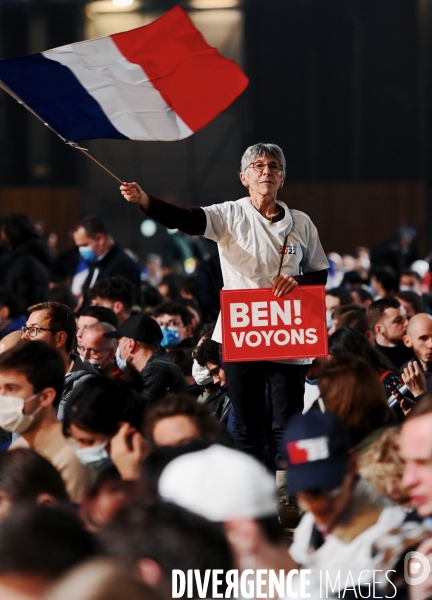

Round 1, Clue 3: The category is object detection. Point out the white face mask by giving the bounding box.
[115,340,131,371]
[86,352,111,371]
[0,393,42,434]
[75,441,111,470]
[115,341,130,371]
[192,359,212,386]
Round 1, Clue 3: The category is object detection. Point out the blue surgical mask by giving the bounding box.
[161,327,181,349]
[75,442,111,471]
[79,245,98,263]
[326,310,333,330]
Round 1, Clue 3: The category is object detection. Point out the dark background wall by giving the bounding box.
[0,0,430,257]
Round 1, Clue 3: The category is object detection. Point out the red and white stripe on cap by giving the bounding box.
[287,436,330,465]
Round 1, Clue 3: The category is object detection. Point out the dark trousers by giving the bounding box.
[222,359,307,468]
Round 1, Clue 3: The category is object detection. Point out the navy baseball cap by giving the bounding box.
[283,411,350,495]
[104,314,163,345]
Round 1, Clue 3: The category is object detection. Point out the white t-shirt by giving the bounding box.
[202,198,329,358]
[289,503,405,597]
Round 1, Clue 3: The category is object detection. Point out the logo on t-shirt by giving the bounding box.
[279,245,297,255]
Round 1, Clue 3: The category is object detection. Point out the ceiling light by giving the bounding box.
[188,0,240,9]
[141,219,157,237]
[86,0,141,14]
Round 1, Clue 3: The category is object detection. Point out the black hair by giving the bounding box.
[78,305,118,328]
[141,283,163,310]
[351,287,373,304]
[179,276,198,299]
[89,276,135,312]
[370,266,399,294]
[195,336,219,367]
[165,347,193,377]
[158,274,182,301]
[27,301,76,353]
[63,378,144,438]
[325,287,353,306]
[76,215,110,238]
[400,269,422,283]
[0,341,65,403]
[328,327,394,372]
[0,448,69,504]
[0,504,99,578]
[341,271,367,287]
[101,500,233,599]
[395,290,423,315]
[1,214,39,249]
[152,301,193,327]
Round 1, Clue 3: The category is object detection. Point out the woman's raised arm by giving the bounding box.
[120,182,207,236]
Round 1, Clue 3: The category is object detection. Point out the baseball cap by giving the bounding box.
[283,411,350,495]
[158,444,277,522]
[104,314,163,345]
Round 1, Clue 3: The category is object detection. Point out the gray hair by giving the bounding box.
[82,322,118,349]
[240,143,286,177]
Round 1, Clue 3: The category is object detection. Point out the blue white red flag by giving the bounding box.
[0,7,248,142]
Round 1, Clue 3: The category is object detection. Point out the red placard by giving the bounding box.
[220,286,327,362]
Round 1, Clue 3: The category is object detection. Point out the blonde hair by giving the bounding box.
[358,427,410,506]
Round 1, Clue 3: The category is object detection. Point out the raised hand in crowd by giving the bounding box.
[109,422,147,481]
[402,361,427,397]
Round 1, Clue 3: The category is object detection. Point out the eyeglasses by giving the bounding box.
[208,365,221,378]
[77,346,112,360]
[21,326,60,339]
[247,161,282,174]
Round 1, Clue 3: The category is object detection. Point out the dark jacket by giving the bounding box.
[140,351,186,403]
[82,243,141,305]
[57,355,100,420]
[204,385,231,428]
[0,237,51,308]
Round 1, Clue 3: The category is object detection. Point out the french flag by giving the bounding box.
[0,7,248,142]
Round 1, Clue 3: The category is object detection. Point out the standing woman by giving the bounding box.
[121,143,328,468]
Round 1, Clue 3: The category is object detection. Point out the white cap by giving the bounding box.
[158,444,277,522]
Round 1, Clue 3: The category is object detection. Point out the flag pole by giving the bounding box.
[0,79,123,185]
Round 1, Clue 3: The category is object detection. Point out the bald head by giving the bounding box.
[406,313,432,336]
[0,330,22,354]
[404,313,432,370]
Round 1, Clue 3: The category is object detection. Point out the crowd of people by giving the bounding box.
[0,144,432,599]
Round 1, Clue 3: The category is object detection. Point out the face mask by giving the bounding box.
[326,310,333,330]
[0,393,42,434]
[78,245,98,263]
[399,285,416,292]
[115,341,130,370]
[192,359,212,386]
[161,327,180,349]
[85,353,111,371]
[75,442,111,471]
